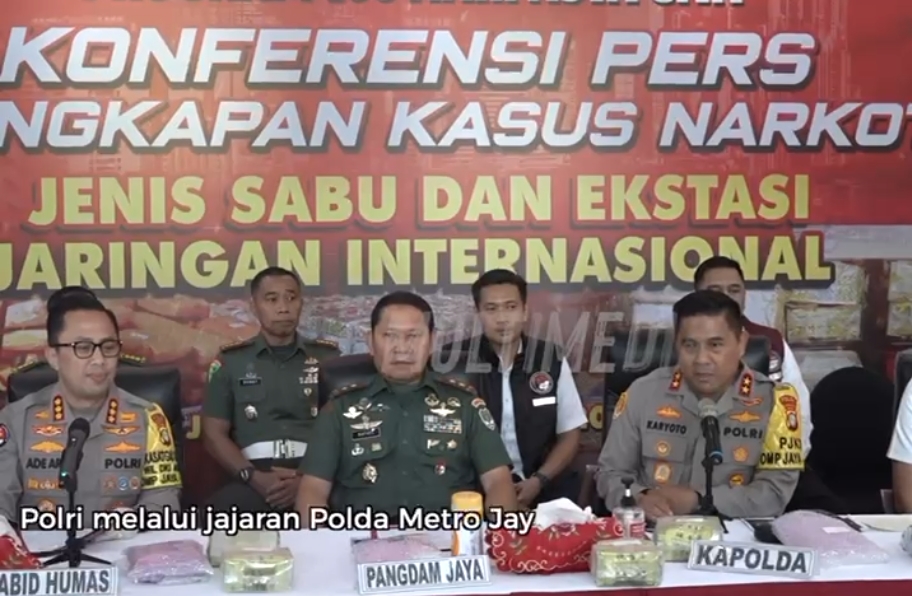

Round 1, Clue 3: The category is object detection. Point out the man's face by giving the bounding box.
[252,274,303,338]
[675,314,746,399]
[696,267,746,310]
[477,284,527,345]
[46,310,119,400]
[369,304,433,382]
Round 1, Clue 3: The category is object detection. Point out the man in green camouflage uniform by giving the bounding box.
[296,291,519,526]
[203,267,341,514]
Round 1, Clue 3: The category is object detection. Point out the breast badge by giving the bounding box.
[435,462,446,476]
[729,411,761,423]
[104,426,138,436]
[244,405,258,421]
[446,397,461,408]
[446,440,457,450]
[654,463,671,484]
[656,406,681,419]
[427,439,440,449]
[0,424,7,448]
[729,473,745,486]
[425,394,440,407]
[430,405,455,418]
[352,444,364,456]
[105,441,141,453]
[33,425,63,438]
[733,447,749,463]
[655,441,670,457]
[37,499,56,512]
[371,443,382,452]
[529,371,553,395]
[363,463,378,484]
[343,406,362,419]
[31,441,63,454]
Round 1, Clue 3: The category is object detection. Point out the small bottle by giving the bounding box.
[451,491,485,556]
[612,478,646,538]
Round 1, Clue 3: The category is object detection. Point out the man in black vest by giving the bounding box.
[439,269,587,509]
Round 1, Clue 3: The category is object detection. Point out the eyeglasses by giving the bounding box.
[51,340,122,359]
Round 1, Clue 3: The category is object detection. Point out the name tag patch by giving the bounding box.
[238,377,262,386]
[423,416,462,434]
[352,428,381,441]
[532,396,556,407]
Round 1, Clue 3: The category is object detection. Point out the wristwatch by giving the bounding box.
[532,471,551,488]
[238,466,255,484]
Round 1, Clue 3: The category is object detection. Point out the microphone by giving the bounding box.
[59,418,91,490]
[697,399,724,466]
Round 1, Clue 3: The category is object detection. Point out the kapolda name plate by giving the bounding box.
[687,540,816,580]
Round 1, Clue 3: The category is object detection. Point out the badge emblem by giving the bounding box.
[733,447,749,463]
[0,424,7,448]
[244,405,258,421]
[655,441,670,457]
[430,406,455,418]
[363,463,378,483]
[352,444,364,456]
[730,473,745,486]
[447,440,457,450]
[529,372,553,395]
[729,411,761,423]
[305,357,318,365]
[654,463,671,483]
[779,393,800,432]
[37,499,55,513]
[435,462,446,476]
[613,392,629,420]
[427,439,440,449]
[478,407,497,431]
[343,407,362,420]
[311,406,319,417]
[130,477,141,490]
[371,443,382,452]
[447,398,460,408]
[159,429,172,446]
[425,394,440,407]
[303,388,313,397]
[656,406,681,419]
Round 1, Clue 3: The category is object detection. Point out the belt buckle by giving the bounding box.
[275,440,288,460]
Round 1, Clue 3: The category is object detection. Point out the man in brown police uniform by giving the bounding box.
[597,290,803,521]
[0,293,181,526]
[203,267,341,514]
[296,291,519,525]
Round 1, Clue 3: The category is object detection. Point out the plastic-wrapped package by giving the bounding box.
[124,540,215,584]
[771,511,889,568]
[351,534,442,564]
[901,526,912,555]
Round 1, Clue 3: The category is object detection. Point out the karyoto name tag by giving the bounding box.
[0,567,117,596]
[687,540,816,580]
[357,555,491,594]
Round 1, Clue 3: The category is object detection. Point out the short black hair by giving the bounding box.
[672,290,743,335]
[693,256,744,288]
[471,269,527,308]
[250,266,301,295]
[46,295,120,344]
[370,291,435,333]
[47,287,98,313]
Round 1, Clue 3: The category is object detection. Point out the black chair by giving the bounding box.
[894,349,912,422]
[601,329,771,442]
[806,366,894,513]
[319,353,475,404]
[7,360,185,483]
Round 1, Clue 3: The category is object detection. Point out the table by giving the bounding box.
[20,519,912,596]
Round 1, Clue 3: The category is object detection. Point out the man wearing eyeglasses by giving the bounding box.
[0,292,181,528]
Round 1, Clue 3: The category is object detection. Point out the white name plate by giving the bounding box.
[688,540,816,580]
[0,567,118,596]
[357,555,491,595]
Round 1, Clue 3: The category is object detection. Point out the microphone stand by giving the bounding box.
[35,455,110,568]
[697,445,729,533]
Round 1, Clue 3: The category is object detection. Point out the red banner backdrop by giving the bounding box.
[1,0,911,503]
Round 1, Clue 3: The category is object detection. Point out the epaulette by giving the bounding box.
[437,376,477,395]
[118,353,145,365]
[219,338,255,353]
[308,338,339,350]
[10,359,46,376]
[329,382,367,400]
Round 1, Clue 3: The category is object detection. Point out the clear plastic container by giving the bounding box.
[451,491,485,556]
[222,547,294,593]
[207,530,281,567]
[654,516,723,562]
[590,539,663,587]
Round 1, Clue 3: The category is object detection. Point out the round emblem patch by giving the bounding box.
[208,359,222,382]
[733,447,748,463]
[529,372,553,395]
[730,473,745,487]
[613,392,629,420]
[478,407,497,431]
[654,463,671,484]
[656,440,670,457]
[0,424,7,448]
[37,499,55,513]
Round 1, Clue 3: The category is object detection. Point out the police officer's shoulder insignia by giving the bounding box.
[330,382,367,400]
[219,338,254,354]
[613,392,629,420]
[310,338,339,351]
[10,358,46,376]
[118,353,145,365]
[208,359,222,383]
[668,369,683,391]
[470,397,486,409]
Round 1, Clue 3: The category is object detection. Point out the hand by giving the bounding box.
[266,470,300,509]
[653,485,700,515]
[250,470,280,497]
[515,478,542,509]
[635,491,674,522]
